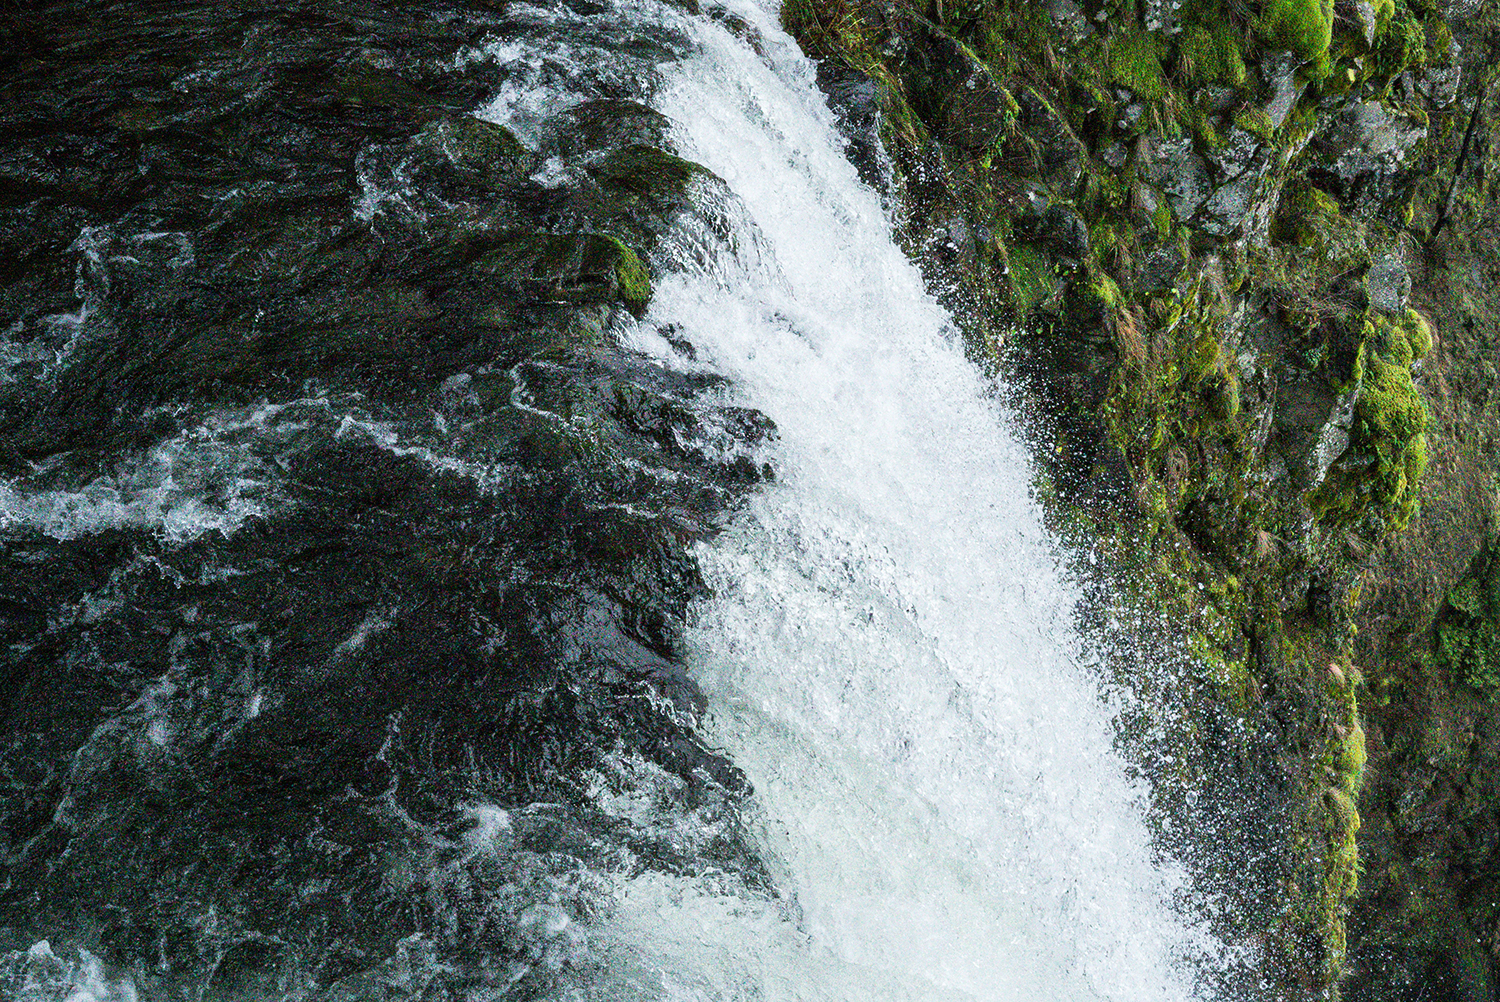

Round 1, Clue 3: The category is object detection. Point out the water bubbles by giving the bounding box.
[1,942,139,1002]
[461,804,514,857]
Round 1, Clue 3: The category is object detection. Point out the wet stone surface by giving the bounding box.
[0,1,776,997]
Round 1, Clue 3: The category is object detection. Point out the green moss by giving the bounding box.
[1369,0,1426,94]
[1183,325,1225,384]
[1089,274,1125,310]
[600,236,653,314]
[1178,23,1248,88]
[1307,337,1428,533]
[1182,103,1225,150]
[1370,312,1415,367]
[1324,785,1359,832]
[1274,182,1371,274]
[1401,307,1434,361]
[1357,353,1427,465]
[1004,243,1058,315]
[1153,202,1174,240]
[1109,31,1170,101]
[1233,104,1278,143]
[1257,0,1334,63]
[1433,545,1500,698]
[779,0,870,59]
[1336,720,1367,794]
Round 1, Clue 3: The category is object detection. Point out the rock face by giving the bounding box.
[781,0,1500,996]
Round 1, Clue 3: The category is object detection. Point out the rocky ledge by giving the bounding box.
[782,0,1500,997]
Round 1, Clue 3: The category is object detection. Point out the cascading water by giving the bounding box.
[0,1,1235,999]
[575,4,1220,998]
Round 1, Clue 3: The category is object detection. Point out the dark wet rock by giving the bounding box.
[904,21,1013,153]
[1139,244,1187,293]
[552,99,672,157]
[817,61,891,195]
[409,114,535,187]
[474,230,652,314]
[0,1,775,996]
[1014,203,1089,267]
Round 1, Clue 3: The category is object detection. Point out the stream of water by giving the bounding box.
[0,1,1232,999]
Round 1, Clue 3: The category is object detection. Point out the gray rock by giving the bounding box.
[1148,137,1212,216]
[1353,0,1379,44]
[1321,101,1429,181]
[1015,86,1085,188]
[816,61,893,195]
[1416,40,1463,108]
[1143,0,1178,33]
[1048,0,1092,41]
[1201,175,1260,237]
[1263,55,1305,129]
[1313,385,1359,485]
[1207,127,1264,183]
[1367,252,1412,314]
[946,213,977,262]
[1204,85,1240,113]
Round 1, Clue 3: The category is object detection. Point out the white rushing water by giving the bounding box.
[600,1,1223,999]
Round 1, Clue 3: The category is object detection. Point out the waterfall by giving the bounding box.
[0,1,1231,999]
[542,2,1216,998]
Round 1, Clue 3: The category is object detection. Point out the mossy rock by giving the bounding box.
[1004,242,1059,315]
[1108,30,1170,101]
[1256,0,1335,65]
[780,0,873,60]
[905,21,1017,152]
[1273,182,1370,275]
[1401,307,1434,361]
[474,231,651,315]
[1178,23,1248,88]
[412,116,531,179]
[1369,0,1426,94]
[1310,342,1427,531]
[589,144,704,199]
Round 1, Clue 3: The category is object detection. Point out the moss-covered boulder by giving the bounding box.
[1257,0,1335,66]
[475,231,652,315]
